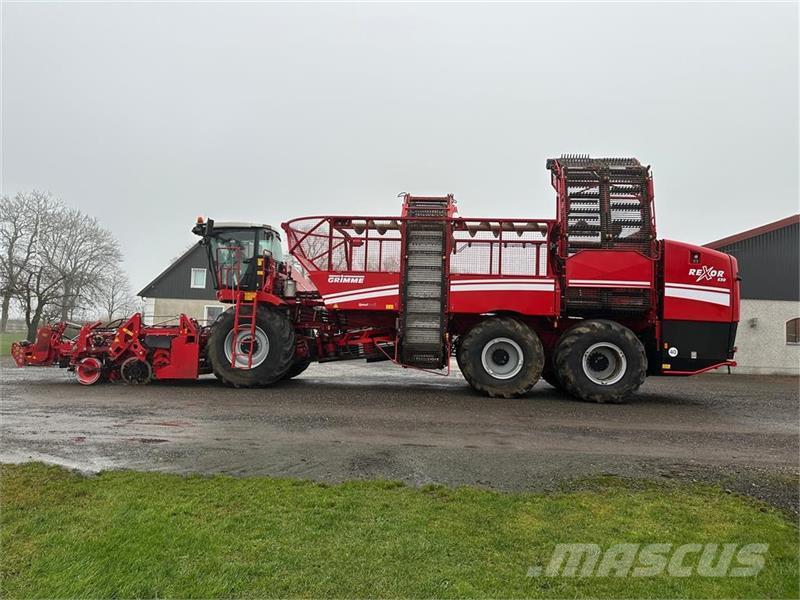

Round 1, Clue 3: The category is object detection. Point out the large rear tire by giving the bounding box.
[553,320,646,403]
[207,306,295,388]
[541,360,565,392]
[282,359,311,380]
[458,317,544,398]
[454,336,465,372]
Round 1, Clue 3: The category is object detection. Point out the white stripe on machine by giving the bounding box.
[664,285,730,307]
[451,282,555,292]
[665,282,731,293]
[322,287,399,303]
[324,284,398,300]
[322,279,556,304]
[569,279,651,288]
[452,278,555,285]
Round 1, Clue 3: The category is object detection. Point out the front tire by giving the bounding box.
[282,359,311,380]
[458,317,544,398]
[554,320,646,403]
[207,306,295,387]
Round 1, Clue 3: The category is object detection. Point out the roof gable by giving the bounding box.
[137,242,215,299]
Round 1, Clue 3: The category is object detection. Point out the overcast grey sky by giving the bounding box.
[2,2,798,291]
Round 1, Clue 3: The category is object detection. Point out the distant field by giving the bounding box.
[1,463,797,598]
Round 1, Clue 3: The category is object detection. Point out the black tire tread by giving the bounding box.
[554,319,646,403]
[458,317,544,399]
[541,366,565,392]
[282,359,312,380]
[454,336,464,373]
[208,306,295,388]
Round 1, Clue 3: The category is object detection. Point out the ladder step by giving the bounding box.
[408,222,447,231]
[410,228,443,237]
[408,210,448,217]
[402,354,441,367]
[408,242,442,252]
[407,255,443,268]
[407,284,442,298]
[611,220,644,227]
[569,224,601,233]
[405,316,441,328]
[406,298,441,313]
[231,299,260,369]
[404,330,442,345]
[406,270,442,283]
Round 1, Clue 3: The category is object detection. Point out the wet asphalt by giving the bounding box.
[1,359,798,512]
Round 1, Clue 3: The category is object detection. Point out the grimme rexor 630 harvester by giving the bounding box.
[12,157,739,402]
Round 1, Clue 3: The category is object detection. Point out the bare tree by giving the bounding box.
[97,269,136,321]
[0,193,126,340]
[15,253,65,340]
[42,207,121,321]
[292,223,349,271]
[0,191,56,332]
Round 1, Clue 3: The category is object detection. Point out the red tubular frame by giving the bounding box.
[663,360,737,376]
[283,215,554,277]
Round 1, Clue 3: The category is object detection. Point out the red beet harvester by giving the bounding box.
[12,156,739,403]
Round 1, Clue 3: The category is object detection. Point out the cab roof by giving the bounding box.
[212,221,278,233]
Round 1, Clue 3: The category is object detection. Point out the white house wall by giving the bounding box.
[150,298,228,326]
[730,299,800,375]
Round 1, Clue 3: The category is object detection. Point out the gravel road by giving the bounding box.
[2,359,798,511]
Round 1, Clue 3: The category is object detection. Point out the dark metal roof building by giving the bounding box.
[137,242,217,300]
[705,215,799,301]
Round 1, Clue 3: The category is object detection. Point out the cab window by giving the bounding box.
[258,231,284,262]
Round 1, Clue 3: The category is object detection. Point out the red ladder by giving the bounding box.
[230,294,258,369]
[229,249,269,369]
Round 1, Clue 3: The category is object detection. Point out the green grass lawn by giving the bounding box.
[0,332,17,356]
[1,463,797,598]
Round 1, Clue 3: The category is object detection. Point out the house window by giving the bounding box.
[191,268,207,289]
[204,305,225,324]
[787,318,800,345]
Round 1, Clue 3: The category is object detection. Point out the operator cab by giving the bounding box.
[192,219,284,292]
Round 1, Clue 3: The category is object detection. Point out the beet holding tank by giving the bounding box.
[660,240,739,373]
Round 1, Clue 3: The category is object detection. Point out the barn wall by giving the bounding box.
[715,223,799,301]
